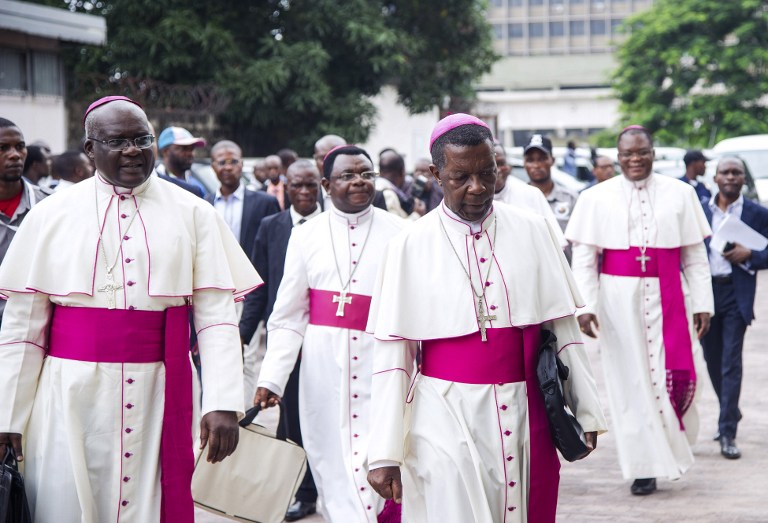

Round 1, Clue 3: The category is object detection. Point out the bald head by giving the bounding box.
[314,134,346,173]
[211,140,242,157]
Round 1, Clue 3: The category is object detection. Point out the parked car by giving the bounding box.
[711,135,768,205]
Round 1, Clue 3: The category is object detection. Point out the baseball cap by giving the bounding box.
[157,126,206,150]
[683,150,710,166]
[524,134,553,156]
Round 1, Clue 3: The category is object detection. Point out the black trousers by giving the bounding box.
[277,357,318,503]
[701,281,747,438]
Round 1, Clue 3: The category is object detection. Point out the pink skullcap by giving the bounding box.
[83,96,143,124]
[429,113,490,149]
[323,143,353,163]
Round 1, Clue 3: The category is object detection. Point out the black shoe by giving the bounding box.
[285,501,317,521]
[719,436,741,460]
[630,478,657,496]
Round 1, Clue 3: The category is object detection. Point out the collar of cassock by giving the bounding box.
[96,171,153,196]
[329,201,373,226]
[440,202,494,235]
[621,171,654,191]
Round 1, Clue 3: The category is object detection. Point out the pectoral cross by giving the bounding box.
[98,271,123,310]
[636,251,651,273]
[477,298,497,342]
[333,290,352,317]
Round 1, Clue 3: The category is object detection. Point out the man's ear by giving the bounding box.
[321,177,330,194]
[429,164,441,185]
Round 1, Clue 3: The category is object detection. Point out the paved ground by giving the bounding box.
[198,275,768,522]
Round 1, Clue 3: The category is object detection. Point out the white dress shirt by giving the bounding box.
[213,183,245,241]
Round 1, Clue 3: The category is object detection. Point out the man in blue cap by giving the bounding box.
[156,126,209,197]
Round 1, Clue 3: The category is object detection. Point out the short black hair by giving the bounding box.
[323,145,373,179]
[277,148,298,168]
[0,117,18,129]
[52,150,86,181]
[618,126,654,147]
[23,145,47,173]
[379,149,405,174]
[430,124,493,170]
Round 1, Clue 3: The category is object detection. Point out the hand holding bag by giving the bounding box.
[192,404,308,523]
[536,329,590,462]
[0,447,32,523]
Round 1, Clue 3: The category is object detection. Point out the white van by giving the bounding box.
[712,135,768,204]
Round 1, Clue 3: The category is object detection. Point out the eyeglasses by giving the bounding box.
[89,134,155,152]
[617,149,653,160]
[333,171,378,182]
[215,158,241,167]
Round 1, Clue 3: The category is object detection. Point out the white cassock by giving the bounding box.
[367,203,607,523]
[0,175,261,523]
[565,174,713,480]
[494,176,568,248]
[258,204,405,523]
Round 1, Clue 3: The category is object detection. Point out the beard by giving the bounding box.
[0,174,23,183]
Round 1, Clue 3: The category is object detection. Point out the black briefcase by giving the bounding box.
[537,329,590,462]
[0,447,32,523]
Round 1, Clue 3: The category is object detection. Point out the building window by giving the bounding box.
[529,22,544,38]
[569,20,586,35]
[529,0,544,5]
[492,24,504,39]
[0,48,62,96]
[32,52,61,96]
[509,23,524,38]
[590,20,607,35]
[611,18,625,34]
[549,21,565,36]
[0,49,26,92]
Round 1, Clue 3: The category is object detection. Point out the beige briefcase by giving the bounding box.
[192,405,308,523]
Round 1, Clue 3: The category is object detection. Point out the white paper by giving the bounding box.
[711,214,768,253]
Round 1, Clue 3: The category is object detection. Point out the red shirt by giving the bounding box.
[0,189,23,218]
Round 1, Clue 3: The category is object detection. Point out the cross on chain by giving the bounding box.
[477,298,497,342]
[636,251,651,273]
[98,272,123,310]
[333,290,353,317]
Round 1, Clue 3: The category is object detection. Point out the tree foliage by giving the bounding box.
[613,0,768,147]
[34,0,496,154]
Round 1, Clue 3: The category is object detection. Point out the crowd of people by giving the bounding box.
[0,97,765,523]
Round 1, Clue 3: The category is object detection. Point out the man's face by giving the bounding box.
[322,154,376,213]
[715,159,746,200]
[617,133,654,181]
[431,141,497,222]
[211,147,242,192]
[84,107,155,188]
[287,166,320,216]
[264,156,282,183]
[691,159,706,178]
[163,144,195,174]
[523,148,554,184]
[593,157,615,183]
[494,145,511,193]
[74,153,95,182]
[0,126,26,183]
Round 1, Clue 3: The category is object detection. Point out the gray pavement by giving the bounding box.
[198,275,768,522]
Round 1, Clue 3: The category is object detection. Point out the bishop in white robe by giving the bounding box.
[565,126,713,491]
[0,97,261,523]
[256,145,405,523]
[367,114,606,523]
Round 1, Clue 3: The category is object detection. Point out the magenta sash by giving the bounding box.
[48,306,194,523]
[308,289,371,331]
[602,247,696,427]
[422,326,559,523]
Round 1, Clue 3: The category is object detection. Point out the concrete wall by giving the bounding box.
[0,94,67,152]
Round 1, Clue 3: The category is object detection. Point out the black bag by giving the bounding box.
[0,447,32,523]
[537,329,590,462]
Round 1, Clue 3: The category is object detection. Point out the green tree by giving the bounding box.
[34,0,496,155]
[613,0,768,147]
